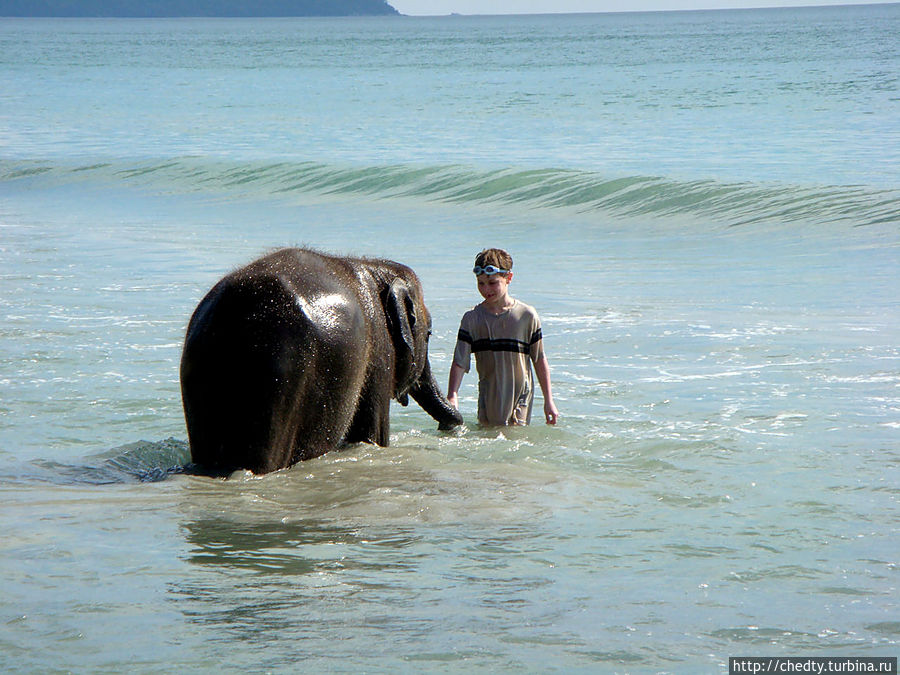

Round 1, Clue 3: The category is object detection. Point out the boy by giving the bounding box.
[447,248,559,426]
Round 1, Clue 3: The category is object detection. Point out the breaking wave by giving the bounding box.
[3,157,898,227]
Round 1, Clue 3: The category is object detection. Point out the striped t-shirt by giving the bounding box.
[452,300,545,426]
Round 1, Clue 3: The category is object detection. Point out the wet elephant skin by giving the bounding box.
[180,248,462,474]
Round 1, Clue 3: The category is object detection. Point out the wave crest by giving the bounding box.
[3,157,898,226]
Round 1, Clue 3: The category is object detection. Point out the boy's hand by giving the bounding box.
[544,400,559,425]
[447,363,464,412]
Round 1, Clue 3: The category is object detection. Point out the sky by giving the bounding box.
[388,0,896,15]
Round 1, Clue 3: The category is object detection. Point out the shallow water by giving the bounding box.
[1,7,898,673]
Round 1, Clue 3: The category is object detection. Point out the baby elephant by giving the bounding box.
[180,248,462,474]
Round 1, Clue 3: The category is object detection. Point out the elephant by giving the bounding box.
[180,248,463,475]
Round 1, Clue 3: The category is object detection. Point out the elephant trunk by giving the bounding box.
[410,360,464,431]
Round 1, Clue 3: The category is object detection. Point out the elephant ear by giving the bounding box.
[383,278,417,402]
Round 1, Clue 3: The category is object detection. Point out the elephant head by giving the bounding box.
[382,271,463,431]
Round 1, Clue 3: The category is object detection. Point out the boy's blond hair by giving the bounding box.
[474,248,513,271]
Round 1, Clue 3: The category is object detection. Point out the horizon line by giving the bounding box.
[392,1,898,17]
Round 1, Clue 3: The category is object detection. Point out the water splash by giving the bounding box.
[5,438,191,485]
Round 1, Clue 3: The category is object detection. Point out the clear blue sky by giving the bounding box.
[389,0,895,14]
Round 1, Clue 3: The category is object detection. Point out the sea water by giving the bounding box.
[0,7,898,673]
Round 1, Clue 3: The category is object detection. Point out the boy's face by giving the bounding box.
[476,272,512,304]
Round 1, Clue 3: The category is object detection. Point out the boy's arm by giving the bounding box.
[534,355,559,425]
[447,361,466,410]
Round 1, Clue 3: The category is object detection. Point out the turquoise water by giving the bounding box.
[1,7,898,673]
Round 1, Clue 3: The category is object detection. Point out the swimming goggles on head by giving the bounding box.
[473,265,510,276]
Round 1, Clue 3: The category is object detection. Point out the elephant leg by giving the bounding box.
[183,346,295,474]
[344,374,391,447]
[283,345,370,463]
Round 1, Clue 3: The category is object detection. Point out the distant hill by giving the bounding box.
[0,0,400,17]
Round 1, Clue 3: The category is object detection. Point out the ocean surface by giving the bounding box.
[1,6,898,673]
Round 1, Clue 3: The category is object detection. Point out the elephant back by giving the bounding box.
[181,251,369,473]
